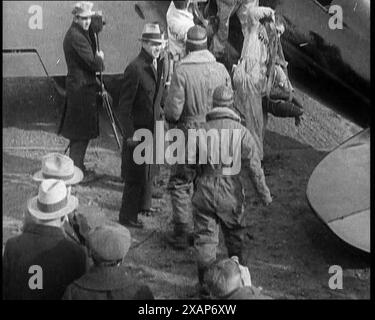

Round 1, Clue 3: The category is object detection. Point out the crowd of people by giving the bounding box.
[3,0,304,300]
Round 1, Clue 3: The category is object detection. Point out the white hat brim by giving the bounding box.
[32,167,84,185]
[27,195,78,221]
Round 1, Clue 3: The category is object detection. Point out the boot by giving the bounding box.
[165,224,190,250]
[197,267,210,299]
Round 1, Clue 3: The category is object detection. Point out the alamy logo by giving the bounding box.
[131,121,242,175]
[28,5,43,30]
[28,265,43,290]
[328,5,343,30]
[328,265,343,290]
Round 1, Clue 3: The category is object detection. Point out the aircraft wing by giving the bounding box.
[306,128,370,253]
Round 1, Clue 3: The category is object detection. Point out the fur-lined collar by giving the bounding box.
[180,49,216,65]
[206,107,241,122]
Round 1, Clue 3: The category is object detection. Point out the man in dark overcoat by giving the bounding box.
[3,179,87,300]
[118,23,166,228]
[59,2,104,182]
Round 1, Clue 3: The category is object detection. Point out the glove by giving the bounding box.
[262,194,272,206]
[96,50,104,60]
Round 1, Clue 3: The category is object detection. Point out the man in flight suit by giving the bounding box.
[164,25,232,249]
[189,85,272,295]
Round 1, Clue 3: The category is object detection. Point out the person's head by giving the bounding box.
[72,2,94,31]
[174,0,189,10]
[204,258,243,298]
[32,153,83,186]
[186,25,207,54]
[212,85,234,109]
[86,225,131,267]
[140,23,163,59]
[27,179,78,228]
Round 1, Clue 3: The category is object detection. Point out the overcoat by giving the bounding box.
[118,48,165,181]
[3,223,87,300]
[59,22,104,140]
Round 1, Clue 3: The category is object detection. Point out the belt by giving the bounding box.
[201,165,234,177]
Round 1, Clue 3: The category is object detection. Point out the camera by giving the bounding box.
[91,11,106,34]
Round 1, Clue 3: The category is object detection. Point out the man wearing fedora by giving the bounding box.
[3,180,87,300]
[32,153,84,186]
[164,25,232,249]
[118,23,167,229]
[58,1,104,183]
[63,225,154,300]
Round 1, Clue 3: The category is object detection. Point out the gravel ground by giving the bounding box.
[3,81,369,299]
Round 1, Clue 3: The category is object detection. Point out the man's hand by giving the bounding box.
[251,7,275,22]
[262,194,272,206]
[96,50,104,60]
[295,115,304,127]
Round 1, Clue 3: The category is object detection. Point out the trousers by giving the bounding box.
[69,139,90,171]
[119,180,152,222]
[211,0,256,55]
[119,143,154,223]
[193,206,247,271]
[168,164,196,234]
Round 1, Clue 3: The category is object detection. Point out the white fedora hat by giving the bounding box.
[33,153,83,185]
[27,179,78,221]
[139,23,164,43]
[72,1,95,17]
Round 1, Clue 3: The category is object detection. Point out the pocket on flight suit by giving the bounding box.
[217,177,246,229]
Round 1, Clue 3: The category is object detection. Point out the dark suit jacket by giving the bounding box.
[119,48,166,181]
[59,22,104,140]
[62,265,154,300]
[118,48,165,138]
[3,223,87,300]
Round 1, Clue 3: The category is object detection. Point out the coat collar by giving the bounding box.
[180,49,216,65]
[73,265,135,291]
[206,107,241,123]
[139,47,154,64]
[23,223,66,239]
[71,21,92,45]
[72,21,89,36]
[138,48,162,81]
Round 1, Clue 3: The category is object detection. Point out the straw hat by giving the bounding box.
[27,179,78,221]
[33,153,83,185]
